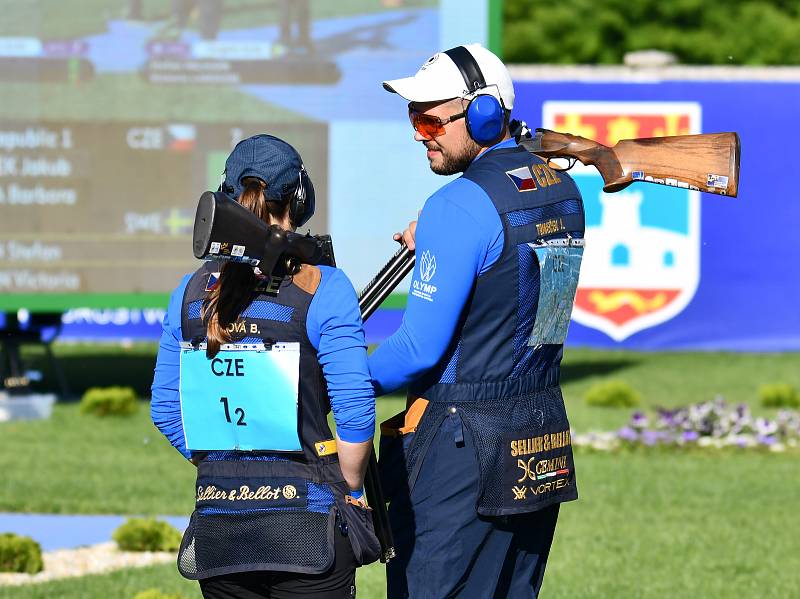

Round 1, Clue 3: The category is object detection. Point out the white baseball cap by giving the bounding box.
[383,43,514,110]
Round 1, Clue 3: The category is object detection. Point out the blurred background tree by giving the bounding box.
[503,0,800,65]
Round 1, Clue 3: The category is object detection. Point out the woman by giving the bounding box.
[151,134,377,599]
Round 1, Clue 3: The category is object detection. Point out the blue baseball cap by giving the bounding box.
[222,134,304,201]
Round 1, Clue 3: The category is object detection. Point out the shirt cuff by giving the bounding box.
[336,424,375,443]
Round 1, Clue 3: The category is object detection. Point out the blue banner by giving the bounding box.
[512,80,800,351]
[11,78,798,353]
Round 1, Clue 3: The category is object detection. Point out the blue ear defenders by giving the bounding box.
[443,46,506,146]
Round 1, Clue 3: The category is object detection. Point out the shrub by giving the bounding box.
[585,380,641,408]
[133,589,186,599]
[79,386,138,417]
[113,518,181,552]
[759,383,800,408]
[504,0,800,65]
[0,533,44,574]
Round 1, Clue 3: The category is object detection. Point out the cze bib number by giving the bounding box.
[179,342,301,452]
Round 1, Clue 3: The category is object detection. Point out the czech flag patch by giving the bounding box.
[205,272,221,292]
[506,166,537,192]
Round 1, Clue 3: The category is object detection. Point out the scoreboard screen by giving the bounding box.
[0,0,495,310]
[0,121,326,309]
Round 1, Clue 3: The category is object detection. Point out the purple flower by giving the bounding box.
[658,412,677,427]
[641,430,659,446]
[579,399,799,452]
[755,418,778,436]
[617,426,638,441]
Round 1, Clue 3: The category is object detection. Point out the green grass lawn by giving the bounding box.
[2,450,797,598]
[1,346,799,597]
[560,348,800,432]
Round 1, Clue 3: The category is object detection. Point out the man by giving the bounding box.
[368,44,586,598]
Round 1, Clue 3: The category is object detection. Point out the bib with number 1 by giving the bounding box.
[179,342,301,451]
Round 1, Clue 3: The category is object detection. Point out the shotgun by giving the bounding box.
[357,244,415,564]
[518,128,740,197]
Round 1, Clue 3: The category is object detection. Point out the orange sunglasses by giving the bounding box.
[408,107,466,139]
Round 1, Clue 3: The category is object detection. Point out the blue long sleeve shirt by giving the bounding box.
[151,265,375,459]
[367,139,516,394]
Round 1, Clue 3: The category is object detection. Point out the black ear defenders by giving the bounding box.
[291,165,315,228]
[443,46,506,146]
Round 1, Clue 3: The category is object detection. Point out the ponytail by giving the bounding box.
[203,178,290,357]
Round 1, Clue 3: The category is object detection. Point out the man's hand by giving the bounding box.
[393,214,419,251]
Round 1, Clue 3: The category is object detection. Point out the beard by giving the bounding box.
[426,136,482,176]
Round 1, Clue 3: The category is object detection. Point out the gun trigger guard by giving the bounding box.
[547,157,576,172]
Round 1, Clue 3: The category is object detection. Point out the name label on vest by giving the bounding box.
[179,342,301,452]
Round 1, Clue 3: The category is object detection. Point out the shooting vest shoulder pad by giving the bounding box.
[292,264,321,296]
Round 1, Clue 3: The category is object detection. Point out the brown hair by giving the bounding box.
[202,178,290,357]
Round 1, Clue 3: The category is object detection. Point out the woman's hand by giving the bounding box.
[336,437,373,491]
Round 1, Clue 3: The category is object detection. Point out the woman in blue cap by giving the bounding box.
[151,134,378,598]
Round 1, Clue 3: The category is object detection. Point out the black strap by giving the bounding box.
[198,456,345,484]
[444,46,486,93]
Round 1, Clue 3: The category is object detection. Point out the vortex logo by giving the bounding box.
[282,485,297,499]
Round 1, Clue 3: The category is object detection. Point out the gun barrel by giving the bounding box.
[359,246,415,321]
[357,245,415,563]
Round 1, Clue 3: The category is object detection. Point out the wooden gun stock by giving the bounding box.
[522,128,740,197]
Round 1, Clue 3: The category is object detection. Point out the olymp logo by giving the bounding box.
[412,250,438,302]
[419,250,436,282]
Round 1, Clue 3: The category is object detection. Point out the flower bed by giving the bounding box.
[573,397,800,452]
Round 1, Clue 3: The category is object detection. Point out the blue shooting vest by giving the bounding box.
[403,144,585,517]
[174,262,363,580]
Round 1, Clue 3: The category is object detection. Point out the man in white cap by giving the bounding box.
[368,44,586,598]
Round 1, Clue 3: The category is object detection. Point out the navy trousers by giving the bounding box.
[386,412,560,599]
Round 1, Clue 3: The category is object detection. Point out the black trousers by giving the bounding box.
[199,526,357,599]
